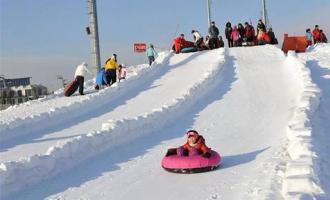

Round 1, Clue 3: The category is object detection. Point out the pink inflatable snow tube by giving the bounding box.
[162,150,221,173]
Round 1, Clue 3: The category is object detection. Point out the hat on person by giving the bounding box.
[111,54,117,60]
[186,130,199,137]
[191,30,195,34]
[82,61,88,66]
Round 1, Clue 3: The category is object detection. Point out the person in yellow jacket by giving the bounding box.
[104,54,119,85]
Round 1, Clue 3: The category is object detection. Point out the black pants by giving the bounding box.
[195,37,204,48]
[148,56,155,66]
[76,76,84,95]
[227,39,233,47]
[209,38,218,49]
[106,69,117,85]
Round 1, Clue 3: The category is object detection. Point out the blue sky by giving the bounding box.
[1,0,330,90]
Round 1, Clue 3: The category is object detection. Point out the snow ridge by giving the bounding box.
[281,52,323,199]
[0,49,226,198]
[0,52,171,144]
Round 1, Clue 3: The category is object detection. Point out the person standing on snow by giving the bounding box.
[74,62,92,95]
[312,25,321,43]
[305,28,313,46]
[225,22,233,48]
[320,29,328,43]
[146,44,157,66]
[244,22,255,43]
[237,23,245,46]
[208,21,220,49]
[267,28,278,45]
[104,54,119,86]
[231,25,241,47]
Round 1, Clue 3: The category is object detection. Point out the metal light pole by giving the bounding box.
[87,0,101,76]
[207,0,212,27]
[261,0,268,29]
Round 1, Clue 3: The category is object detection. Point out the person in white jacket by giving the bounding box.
[74,62,92,95]
[191,30,203,49]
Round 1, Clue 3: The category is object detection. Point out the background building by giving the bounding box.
[0,77,48,110]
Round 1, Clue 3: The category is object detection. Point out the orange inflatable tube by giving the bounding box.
[282,33,308,54]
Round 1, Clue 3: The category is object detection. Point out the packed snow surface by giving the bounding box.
[1,44,329,200]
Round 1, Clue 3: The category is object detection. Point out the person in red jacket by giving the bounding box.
[173,34,194,54]
[313,25,321,43]
[257,30,271,45]
[165,130,212,158]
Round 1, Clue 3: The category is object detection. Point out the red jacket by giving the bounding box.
[313,29,321,42]
[173,37,194,54]
[181,135,210,154]
[257,31,271,43]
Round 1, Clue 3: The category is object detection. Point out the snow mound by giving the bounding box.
[281,51,323,199]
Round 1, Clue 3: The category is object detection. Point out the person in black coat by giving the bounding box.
[267,28,278,45]
[237,23,245,46]
[225,22,233,48]
[208,21,220,49]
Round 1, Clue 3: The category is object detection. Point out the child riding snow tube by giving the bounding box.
[162,130,221,173]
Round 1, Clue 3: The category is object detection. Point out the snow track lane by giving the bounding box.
[1,49,226,199]
[12,46,303,200]
[0,54,169,145]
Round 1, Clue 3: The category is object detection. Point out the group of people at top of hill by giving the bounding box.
[225,19,278,47]
[172,19,278,54]
[305,25,328,46]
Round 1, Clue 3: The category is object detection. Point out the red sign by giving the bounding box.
[134,43,147,53]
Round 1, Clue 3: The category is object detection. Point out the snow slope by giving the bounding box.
[1,45,329,200]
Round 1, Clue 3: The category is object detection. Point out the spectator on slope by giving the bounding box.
[146,44,157,66]
[225,21,233,47]
[320,29,328,43]
[244,22,255,44]
[231,25,241,47]
[237,23,245,46]
[165,130,212,158]
[256,19,266,38]
[191,30,204,50]
[218,36,225,48]
[173,34,194,54]
[95,67,108,90]
[257,29,271,45]
[313,25,321,43]
[204,35,211,49]
[104,54,119,86]
[118,64,128,81]
[208,21,220,49]
[267,28,278,45]
[305,28,313,46]
[74,62,93,95]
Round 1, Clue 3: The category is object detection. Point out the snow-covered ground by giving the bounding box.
[1,45,329,200]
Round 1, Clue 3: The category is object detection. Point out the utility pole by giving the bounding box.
[207,0,212,27]
[261,0,269,29]
[87,0,101,76]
